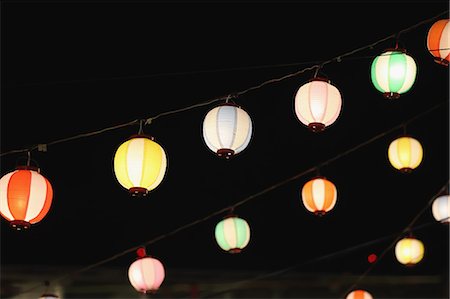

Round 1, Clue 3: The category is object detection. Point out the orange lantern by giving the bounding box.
[301,177,337,216]
[346,289,374,299]
[427,19,449,66]
[0,166,53,230]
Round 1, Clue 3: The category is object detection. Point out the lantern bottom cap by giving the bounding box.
[433,57,449,66]
[217,148,235,159]
[313,211,327,217]
[308,122,326,133]
[228,248,242,254]
[10,220,31,230]
[383,92,400,100]
[399,167,413,174]
[129,187,149,197]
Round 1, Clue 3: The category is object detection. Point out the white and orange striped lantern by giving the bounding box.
[128,247,165,294]
[388,136,423,173]
[0,166,53,230]
[294,77,342,132]
[427,19,449,66]
[301,177,337,216]
[113,135,167,197]
[346,289,374,299]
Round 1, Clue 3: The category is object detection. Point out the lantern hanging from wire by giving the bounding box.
[370,48,417,99]
[346,289,374,299]
[0,166,54,230]
[301,177,337,216]
[215,214,250,253]
[202,103,253,159]
[395,236,424,266]
[387,136,423,173]
[432,195,450,223]
[426,19,449,66]
[128,247,165,294]
[39,281,59,299]
[113,135,167,196]
[294,77,342,132]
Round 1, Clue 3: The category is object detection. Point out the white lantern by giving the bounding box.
[202,103,253,158]
[128,248,165,293]
[346,289,374,299]
[432,195,450,223]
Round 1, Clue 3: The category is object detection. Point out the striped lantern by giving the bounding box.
[395,237,425,266]
[39,294,59,299]
[113,135,167,196]
[388,136,423,173]
[346,290,374,299]
[301,177,337,216]
[432,195,450,223]
[0,166,53,230]
[370,49,417,99]
[427,19,449,66]
[202,103,252,159]
[128,248,165,294]
[215,215,250,253]
[294,77,342,132]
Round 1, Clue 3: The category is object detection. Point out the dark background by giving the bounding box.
[1,1,449,298]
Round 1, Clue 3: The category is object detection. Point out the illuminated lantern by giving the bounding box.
[370,49,417,99]
[395,237,424,266]
[294,77,342,132]
[215,215,250,253]
[0,166,53,230]
[427,19,449,66]
[388,136,423,173]
[432,195,450,223]
[301,177,337,216]
[39,294,59,299]
[202,103,252,159]
[128,247,165,294]
[346,290,374,299]
[113,135,167,196]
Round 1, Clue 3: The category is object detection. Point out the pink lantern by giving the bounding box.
[128,247,165,294]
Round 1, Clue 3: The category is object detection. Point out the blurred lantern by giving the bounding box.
[215,214,250,253]
[301,177,337,216]
[39,295,59,299]
[202,103,252,159]
[426,19,449,66]
[128,247,165,294]
[294,77,342,132]
[346,289,374,299]
[387,136,423,173]
[432,195,450,223]
[370,49,417,99]
[0,166,53,230]
[113,135,167,196]
[395,236,425,266]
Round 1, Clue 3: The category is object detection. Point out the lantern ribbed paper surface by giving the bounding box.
[346,290,374,299]
[432,195,450,223]
[215,216,250,253]
[395,237,425,266]
[301,177,337,216]
[128,256,165,293]
[388,136,423,173]
[427,19,449,66]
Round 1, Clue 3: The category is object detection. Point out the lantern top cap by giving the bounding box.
[309,76,330,83]
[217,102,241,109]
[15,165,40,172]
[136,247,147,258]
[382,47,408,54]
[128,134,155,141]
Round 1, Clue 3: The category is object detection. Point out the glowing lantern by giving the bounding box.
[202,103,253,159]
[39,294,59,299]
[370,49,417,99]
[346,290,374,299]
[387,136,423,173]
[215,215,250,253]
[0,166,53,230]
[301,177,337,216]
[128,247,165,294]
[395,237,424,266]
[427,19,449,66]
[294,77,342,132]
[432,195,450,223]
[113,135,167,196]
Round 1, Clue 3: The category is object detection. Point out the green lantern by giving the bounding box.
[370,49,417,99]
[214,215,250,253]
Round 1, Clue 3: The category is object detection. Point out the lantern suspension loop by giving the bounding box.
[138,119,145,135]
[313,64,322,78]
[26,151,31,167]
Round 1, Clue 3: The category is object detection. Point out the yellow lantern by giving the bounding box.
[113,135,167,196]
[395,237,424,266]
[387,136,423,173]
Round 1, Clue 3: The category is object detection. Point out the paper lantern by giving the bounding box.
[388,136,423,173]
[301,177,337,216]
[128,248,165,294]
[294,77,342,132]
[427,19,449,66]
[395,237,424,266]
[0,166,53,230]
[432,195,450,223]
[39,294,59,299]
[202,103,253,158]
[370,49,417,99]
[113,135,167,196]
[215,215,250,253]
[346,289,374,299]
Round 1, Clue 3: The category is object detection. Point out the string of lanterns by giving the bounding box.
[1,15,448,298]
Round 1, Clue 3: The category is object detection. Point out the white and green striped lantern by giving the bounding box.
[370,49,417,99]
[214,215,250,253]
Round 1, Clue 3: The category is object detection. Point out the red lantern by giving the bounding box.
[427,19,449,66]
[0,166,53,230]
